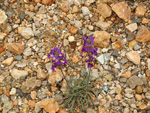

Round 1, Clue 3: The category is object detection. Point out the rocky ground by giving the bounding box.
[0,0,150,113]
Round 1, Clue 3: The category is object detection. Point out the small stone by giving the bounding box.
[72,6,79,13]
[136,85,143,94]
[31,91,37,100]
[133,44,141,50]
[145,91,150,100]
[115,94,122,100]
[96,21,110,30]
[142,18,149,24]
[68,36,75,42]
[39,98,59,113]
[2,57,14,66]
[115,88,122,94]
[127,32,136,41]
[34,102,41,113]
[136,26,150,43]
[112,2,131,22]
[96,53,111,64]
[10,88,16,95]
[97,3,112,18]
[0,9,7,24]
[88,25,94,30]
[87,108,97,113]
[94,31,110,48]
[119,77,127,83]
[15,55,22,61]
[74,20,82,28]
[41,0,54,5]
[81,6,90,15]
[135,5,146,17]
[11,69,28,80]
[98,106,107,113]
[72,55,79,63]
[124,108,129,113]
[28,100,35,109]
[67,14,74,20]
[19,10,25,20]
[8,43,24,55]
[58,109,69,113]
[21,77,41,93]
[73,0,81,6]
[103,85,108,92]
[23,47,32,56]
[126,51,140,65]
[48,69,63,85]
[37,66,46,80]
[61,3,69,12]
[21,28,34,39]
[104,74,112,81]
[135,94,142,101]
[128,40,138,49]
[33,0,41,3]
[121,71,131,78]
[70,26,78,34]
[126,23,137,32]
[2,101,13,113]
[0,32,7,40]
[112,38,122,50]
[63,39,69,46]
[127,76,143,89]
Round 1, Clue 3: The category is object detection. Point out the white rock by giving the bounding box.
[81,6,90,15]
[96,21,110,30]
[11,69,28,80]
[68,36,75,42]
[2,57,14,66]
[53,15,58,22]
[63,39,69,46]
[87,0,95,4]
[73,0,81,6]
[148,59,150,70]
[0,9,7,24]
[23,47,32,56]
[0,32,7,40]
[126,23,137,32]
[74,20,82,28]
[21,28,34,39]
[10,88,16,95]
[97,53,111,64]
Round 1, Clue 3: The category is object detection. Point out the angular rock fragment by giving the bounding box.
[0,9,7,25]
[8,43,24,55]
[126,51,140,65]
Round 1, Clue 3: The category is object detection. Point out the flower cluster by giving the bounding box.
[47,45,67,71]
[81,36,98,68]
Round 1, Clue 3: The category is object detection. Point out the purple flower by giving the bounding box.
[47,45,67,71]
[81,36,98,68]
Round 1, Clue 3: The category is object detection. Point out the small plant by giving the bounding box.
[47,36,98,112]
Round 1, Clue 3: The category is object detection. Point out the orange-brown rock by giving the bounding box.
[97,3,112,18]
[70,26,78,34]
[136,26,150,43]
[93,31,110,48]
[28,100,35,109]
[112,38,122,50]
[121,71,131,78]
[126,51,140,65]
[142,18,149,24]
[135,5,146,17]
[41,0,54,5]
[39,98,59,113]
[2,57,14,66]
[112,2,131,22]
[30,91,37,100]
[8,43,24,55]
[0,47,4,53]
[33,0,41,3]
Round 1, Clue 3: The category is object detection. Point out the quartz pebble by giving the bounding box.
[11,69,28,80]
[2,57,14,66]
[0,9,7,24]
[81,6,90,15]
[21,28,34,39]
[126,23,137,32]
[0,32,7,40]
[126,51,140,65]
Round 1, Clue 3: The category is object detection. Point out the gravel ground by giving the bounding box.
[0,0,150,113]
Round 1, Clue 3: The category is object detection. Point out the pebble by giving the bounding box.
[72,6,79,13]
[135,5,146,17]
[94,31,110,48]
[11,68,28,80]
[10,88,16,95]
[74,20,82,28]
[112,2,131,22]
[126,51,140,65]
[127,76,143,89]
[19,10,25,20]
[103,85,108,92]
[142,18,149,24]
[128,40,138,49]
[8,43,24,55]
[0,32,7,40]
[2,57,14,66]
[21,77,41,93]
[68,36,75,42]
[0,9,7,24]
[121,71,131,78]
[112,38,122,50]
[136,85,143,94]
[15,55,22,61]
[135,94,142,101]
[87,108,97,113]
[37,66,46,80]
[136,25,150,43]
[98,106,107,113]
[2,101,13,113]
[34,102,41,113]
[23,47,32,56]
[58,109,69,113]
[126,23,137,32]
[70,26,78,34]
[21,28,34,39]
[41,0,54,5]
[96,21,110,30]
[96,53,111,64]
[97,3,112,18]
[81,6,90,15]
[39,98,59,113]
[28,100,36,109]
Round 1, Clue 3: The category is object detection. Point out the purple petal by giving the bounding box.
[51,65,56,71]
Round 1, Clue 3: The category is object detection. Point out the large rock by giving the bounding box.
[126,51,140,65]
[127,76,143,89]
[112,2,131,22]
[135,5,146,17]
[8,43,24,55]
[97,3,112,18]
[21,77,41,93]
[11,69,28,80]
[136,26,150,43]
[93,31,110,48]
[39,98,59,113]
[0,9,7,25]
